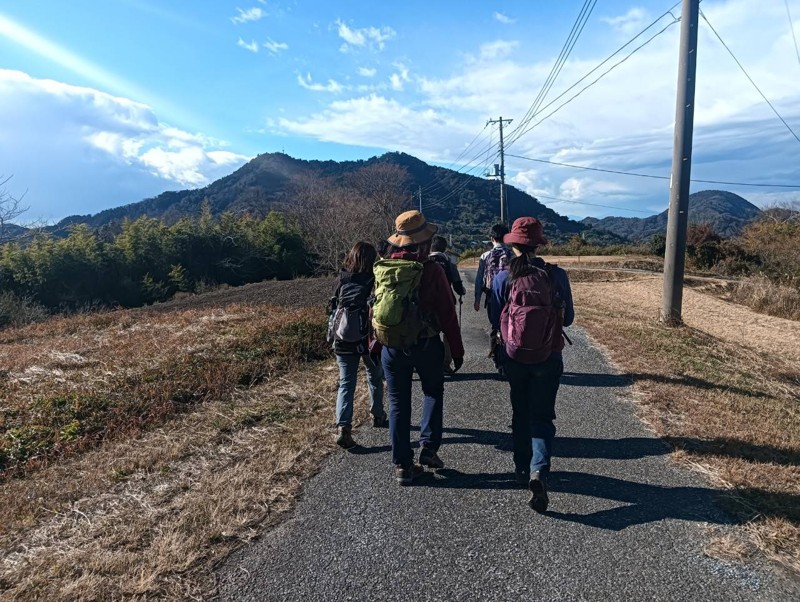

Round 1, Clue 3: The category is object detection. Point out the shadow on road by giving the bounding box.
[545,471,735,530]
[561,371,769,398]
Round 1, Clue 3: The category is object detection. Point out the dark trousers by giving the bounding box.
[382,337,445,468]
[504,354,564,475]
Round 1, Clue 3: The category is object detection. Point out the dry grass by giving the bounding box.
[0,366,351,600]
[729,276,800,321]
[572,277,800,575]
[0,296,363,599]
[0,303,328,476]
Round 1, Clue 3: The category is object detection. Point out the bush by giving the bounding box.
[730,275,800,321]
[0,291,49,328]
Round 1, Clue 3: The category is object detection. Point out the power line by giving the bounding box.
[536,194,653,214]
[507,1,685,149]
[507,152,800,188]
[509,18,680,146]
[700,10,800,145]
[787,0,800,66]
[511,0,598,143]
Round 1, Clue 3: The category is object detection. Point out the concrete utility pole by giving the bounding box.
[487,117,513,225]
[661,0,699,326]
[418,185,422,213]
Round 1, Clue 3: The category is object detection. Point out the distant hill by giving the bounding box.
[50,152,583,243]
[581,190,761,241]
[0,223,30,243]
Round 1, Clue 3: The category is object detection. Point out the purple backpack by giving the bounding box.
[500,265,563,364]
[482,246,512,292]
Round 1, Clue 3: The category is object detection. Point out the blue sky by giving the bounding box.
[1,0,799,223]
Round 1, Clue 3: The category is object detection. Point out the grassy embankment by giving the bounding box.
[568,269,800,575]
[0,282,352,600]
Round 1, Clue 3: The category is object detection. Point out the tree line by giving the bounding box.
[0,204,309,312]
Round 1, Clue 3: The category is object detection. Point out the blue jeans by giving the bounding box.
[382,337,445,469]
[504,354,564,476]
[335,353,384,427]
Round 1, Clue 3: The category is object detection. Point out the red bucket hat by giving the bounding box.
[504,217,548,248]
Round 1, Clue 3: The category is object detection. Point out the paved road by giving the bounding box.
[216,270,794,601]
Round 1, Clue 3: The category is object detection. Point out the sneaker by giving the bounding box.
[418,447,444,469]
[395,463,425,486]
[528,472,549,513]
[335,426,356,449]
[372,412,389,428]
[515,468,530,485]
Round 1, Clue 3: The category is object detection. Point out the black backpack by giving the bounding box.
[327,273,373,344]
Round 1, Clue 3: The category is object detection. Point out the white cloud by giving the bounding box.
[278,95,468,160]
[389,63,410,91]
[358,66,377,77]
[601,7,649,36]
[494,12,516,25]
[263,38,288,54]
[297,72,346,93]
[479,40,519,61]
[0,69,249,220]
[231,7,266,25]
[237,38,259,53]
[335,19,396,52]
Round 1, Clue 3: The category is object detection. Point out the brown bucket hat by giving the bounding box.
[504,216,548,248]
[387,210,439,247]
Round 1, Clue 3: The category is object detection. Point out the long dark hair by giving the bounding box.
[343,241,378,274]
[508,243,537,280]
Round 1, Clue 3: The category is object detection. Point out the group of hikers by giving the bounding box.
[327,210,574,512]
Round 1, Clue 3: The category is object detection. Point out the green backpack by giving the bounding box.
[371,259,427,349]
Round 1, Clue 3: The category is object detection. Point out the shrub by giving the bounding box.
[0,291,49,328]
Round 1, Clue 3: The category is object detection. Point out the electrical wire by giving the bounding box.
[509,18,680,146]
[536,194,653,214]
[507,1,685,148]
[511,0,598,142]
[507,153,800,188]
[701,10,800,145]
[786,0,800,67]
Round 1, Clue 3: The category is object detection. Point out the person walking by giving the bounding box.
[473,223,512,361]
[490,217,574,512]
[328,241,387,450]
[373,211,465,486]
[429,235,466,374]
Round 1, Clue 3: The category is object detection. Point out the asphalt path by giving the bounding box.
[216,269,794,601]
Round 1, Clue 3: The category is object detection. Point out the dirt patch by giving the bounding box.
[578,276,800,365]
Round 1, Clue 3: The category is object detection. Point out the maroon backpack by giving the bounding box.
[500,265,563,364]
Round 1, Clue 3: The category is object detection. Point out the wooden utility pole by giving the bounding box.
[661,0,699,325]
[487,117,513,225]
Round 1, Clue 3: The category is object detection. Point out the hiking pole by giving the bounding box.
[458,295,463,327]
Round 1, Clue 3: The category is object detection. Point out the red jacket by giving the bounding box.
[389,251,465,359]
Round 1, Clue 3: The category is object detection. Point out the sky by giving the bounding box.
[0,0,799,224]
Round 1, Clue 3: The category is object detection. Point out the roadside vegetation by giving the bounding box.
[0,281,344,599]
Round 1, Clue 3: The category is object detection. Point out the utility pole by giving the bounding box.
[418,185,422,213]
[487,116,513,225]
[661,0,699,326]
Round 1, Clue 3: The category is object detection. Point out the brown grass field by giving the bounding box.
[1,264,798,598]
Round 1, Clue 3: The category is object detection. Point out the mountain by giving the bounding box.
[50,152,583,242]
[581,190,761,241]
[0,223,30,243]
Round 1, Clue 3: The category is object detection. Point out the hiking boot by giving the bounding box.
[372,412,389,428]
[395,463,425,486]
[335,426,356,449]
[418,447,444,469]
[515,468,530,485]
[528,472,549,513]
